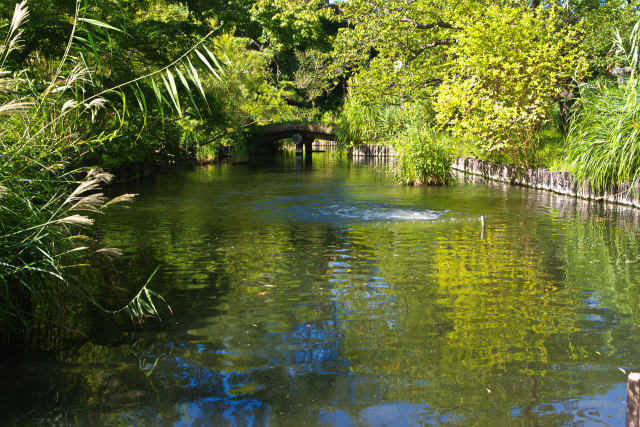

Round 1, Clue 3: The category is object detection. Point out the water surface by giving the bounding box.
[2,152,640,426]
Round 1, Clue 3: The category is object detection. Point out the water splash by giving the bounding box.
[312,203,443,223]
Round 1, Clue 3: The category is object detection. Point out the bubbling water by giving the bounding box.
[315,203,443,223]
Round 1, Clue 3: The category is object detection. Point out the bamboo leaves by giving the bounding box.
[162,69,181,117]
[77,17,123,34]
[116,268,172,321]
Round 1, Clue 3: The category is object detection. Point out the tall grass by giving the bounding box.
[337,99,407,146]
[566,83,640,190]
[337,97,451,185]
[393,127,454,186]
[567,20,640,191]
[0,1,221,346]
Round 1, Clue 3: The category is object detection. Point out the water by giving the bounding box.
[3,152,640,425]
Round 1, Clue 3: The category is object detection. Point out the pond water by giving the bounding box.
[3,151,640,425]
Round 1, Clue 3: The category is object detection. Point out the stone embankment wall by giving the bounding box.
[313,141,339,150]
[349,144,397,157]
[453,157,640,208]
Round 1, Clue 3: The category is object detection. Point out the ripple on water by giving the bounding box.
[308,202,445,224]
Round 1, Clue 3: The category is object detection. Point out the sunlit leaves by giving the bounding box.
[434,5,587,166]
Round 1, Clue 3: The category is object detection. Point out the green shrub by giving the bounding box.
[435,5,586,167]
[567,19,640,190]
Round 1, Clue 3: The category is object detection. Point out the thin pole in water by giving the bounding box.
[480,216,485,240]
[627,372,640,427]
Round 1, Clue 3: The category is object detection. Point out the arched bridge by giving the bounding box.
[254,121,338,157]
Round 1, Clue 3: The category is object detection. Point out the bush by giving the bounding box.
[435,5,586,167]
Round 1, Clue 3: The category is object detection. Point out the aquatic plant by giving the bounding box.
[393,126,454,186]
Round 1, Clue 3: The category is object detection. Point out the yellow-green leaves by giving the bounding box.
[435,5,588,166]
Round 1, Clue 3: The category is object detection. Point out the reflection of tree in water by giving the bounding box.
[331,215,640,425]
[8,161,640,425]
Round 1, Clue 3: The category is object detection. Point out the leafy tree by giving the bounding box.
[331,0,466,104]
[434,5,587,166]
[293,49,333,107]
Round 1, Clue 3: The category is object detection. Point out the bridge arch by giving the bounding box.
[253,121,338,158]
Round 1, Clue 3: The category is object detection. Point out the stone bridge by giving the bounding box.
[253,121,338,157]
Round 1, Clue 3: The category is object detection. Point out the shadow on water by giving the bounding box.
[2,152,640,425]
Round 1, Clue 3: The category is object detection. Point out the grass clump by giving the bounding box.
[567,82,640,190]
[336,98,430,147]
[566,20,640,191]
[393,127,454,186]
[337,97,452,185]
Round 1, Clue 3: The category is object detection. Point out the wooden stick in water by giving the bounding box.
[627,372,640,427]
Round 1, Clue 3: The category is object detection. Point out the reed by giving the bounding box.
[567,19,640,191]
[0,0,221,345]
[393,126,454,186]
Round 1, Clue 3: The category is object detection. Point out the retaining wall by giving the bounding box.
[349,144,397,157]
[453,157,640,208]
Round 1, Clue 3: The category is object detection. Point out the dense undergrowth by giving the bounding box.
[0,1,238,348]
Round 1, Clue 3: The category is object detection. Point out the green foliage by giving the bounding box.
[574,1,638,76]
[293,49,333,107]
[337,96,451,186]
[566,82,640,190]
[567,19,640,191]
[337,97,433,147]
[393,127,454,186]
[250,0,331,53]
[331,0,465,103]
[0,1,233,344]
[435,5,587,167]
[337,98,398,145]
[209,33,290,128]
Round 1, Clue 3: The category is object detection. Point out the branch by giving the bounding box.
[409,38,452,59]
[399,17,455,30]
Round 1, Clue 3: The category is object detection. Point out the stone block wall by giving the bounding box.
[349,144,397,157]
[452,157,640,208]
